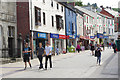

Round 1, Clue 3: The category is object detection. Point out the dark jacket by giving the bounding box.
[112,44,116,49]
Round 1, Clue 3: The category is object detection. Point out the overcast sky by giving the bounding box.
[81,0,120,8]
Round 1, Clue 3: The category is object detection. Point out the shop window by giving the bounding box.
[35,7,41,26]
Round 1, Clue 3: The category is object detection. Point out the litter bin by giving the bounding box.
[68,45,75,53]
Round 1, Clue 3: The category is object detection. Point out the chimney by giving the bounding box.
[68,2,75,6]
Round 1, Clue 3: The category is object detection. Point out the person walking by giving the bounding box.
[37,42,46,69]
[45,42,52,70]
[112,42,117,53]
[109,42,111,49]
[96,45,102,65]
[22,42,32,70]
[76,43,80,53]
[90,44,95,56]
[56,46,59,55]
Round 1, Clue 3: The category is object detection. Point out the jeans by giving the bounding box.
[45,55,52,69]
[38,55,43,68]
[97,56,101,64]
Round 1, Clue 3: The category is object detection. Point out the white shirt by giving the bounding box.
[45,46,52,55]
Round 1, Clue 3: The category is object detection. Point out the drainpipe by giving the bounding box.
[65,8,67,53]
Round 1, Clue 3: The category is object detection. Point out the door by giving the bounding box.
[8,38,13,57]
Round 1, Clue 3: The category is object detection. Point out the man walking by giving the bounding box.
[22,42,32,70]
[45,42,52,70]
[37,42,45,69]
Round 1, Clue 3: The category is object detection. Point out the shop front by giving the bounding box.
[97,33,104,44]
[33,32,48,55]
[50,33,66,55]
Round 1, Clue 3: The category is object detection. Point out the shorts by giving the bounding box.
[23,55,30,62]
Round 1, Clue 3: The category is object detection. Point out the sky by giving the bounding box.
[81,0,120,8]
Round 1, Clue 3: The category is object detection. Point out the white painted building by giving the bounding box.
[29,0,66,55]
[75,6,97,43]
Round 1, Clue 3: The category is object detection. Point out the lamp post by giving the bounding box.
[17,33,22,58]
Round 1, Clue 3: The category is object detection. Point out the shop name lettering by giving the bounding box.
[52,35,58,38]
[38,34,46,37]
[99,35,103,38]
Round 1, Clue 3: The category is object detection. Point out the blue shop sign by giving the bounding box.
[50,33,59,39]
[90,36,95,39]
[37,32,46,38]
[104,36,109,39]
[97,33,103,38]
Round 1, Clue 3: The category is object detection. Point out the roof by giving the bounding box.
[104,8,119,17]
[59,2,76,13]
[75,6,97,17]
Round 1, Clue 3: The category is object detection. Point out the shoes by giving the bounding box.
[24,67,26,70]
[44,68,47,70]
[30,64,32,68]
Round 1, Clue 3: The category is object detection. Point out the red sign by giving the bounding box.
[59,35,66,39]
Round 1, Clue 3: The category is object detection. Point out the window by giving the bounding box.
[52,16,54,27]
[43,12,45,25]
[109,28,110,34]
[51,0,53,7]
[56,15,63,30]
[43,0,45,3]
[69,22,70,32]
[8,26,15,37]
[57,3,59,10]
[87,16,88,23]
[68,10,70,15]
[35,7,41,26]
[61,6,63,12]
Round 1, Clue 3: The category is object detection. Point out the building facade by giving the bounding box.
[0,1,17,58]
[17,0,66,56]
[64,4,77,49]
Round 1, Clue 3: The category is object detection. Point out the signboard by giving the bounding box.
[97,33,103,39]
[104,36,109,39]
[59,35,66,39]
[90,36,95,39]
[50,33,59,39]
[37,32,46,39]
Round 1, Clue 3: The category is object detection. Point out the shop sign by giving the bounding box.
[103,36,109,39]
[37,32,46,38]
[97,33,103,38]
[50,33,59,39]
[90,36,95,39]
[59,35,66,39]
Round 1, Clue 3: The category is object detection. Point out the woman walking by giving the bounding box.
[76,43,80,53]
[112,42,117,53]
[96,45,102,65]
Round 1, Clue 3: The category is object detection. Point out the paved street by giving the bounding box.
[1,48,118,78]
